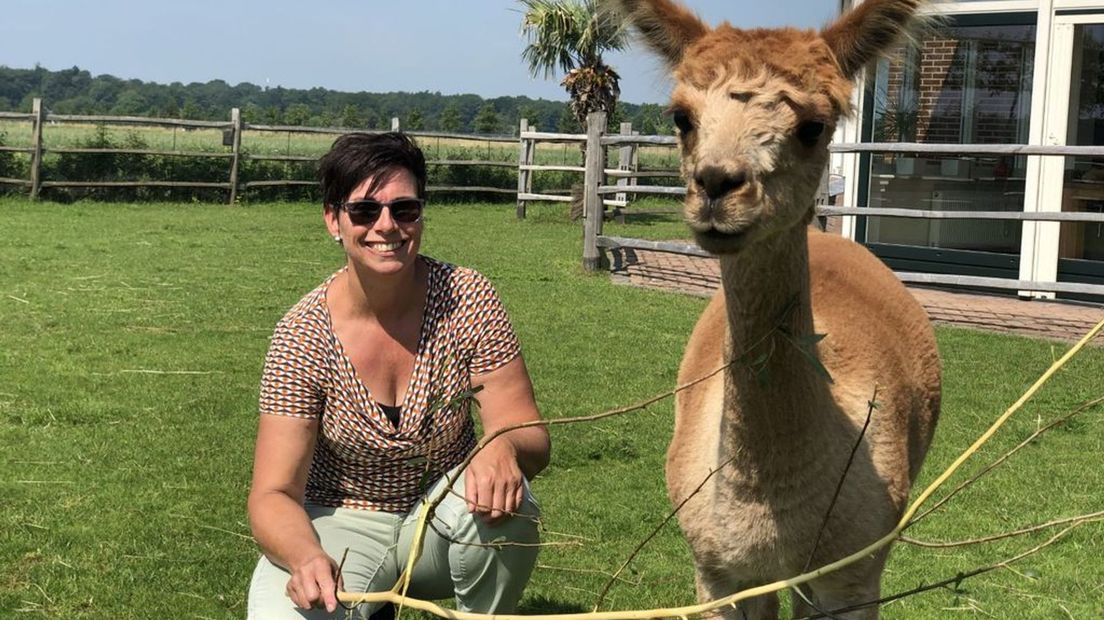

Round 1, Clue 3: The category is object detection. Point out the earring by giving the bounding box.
[333,235,342,244]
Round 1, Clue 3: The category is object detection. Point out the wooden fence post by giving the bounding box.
[582,111,607,272]
[228,107,243,204]
[516,118,535,219]
[29,98,44,200]
[614,121,633,221]
[391,117,400,131]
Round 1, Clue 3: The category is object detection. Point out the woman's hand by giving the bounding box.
[286,552,343,612]
[464,438,526,524]
[467,356,550,525]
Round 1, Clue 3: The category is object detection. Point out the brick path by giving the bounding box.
[607,247,1104,345]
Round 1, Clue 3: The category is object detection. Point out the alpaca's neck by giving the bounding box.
[719,225,830,448]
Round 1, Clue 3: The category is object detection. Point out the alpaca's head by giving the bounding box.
[611,0,924,254]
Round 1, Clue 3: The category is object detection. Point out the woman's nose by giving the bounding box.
[373,206,399,231]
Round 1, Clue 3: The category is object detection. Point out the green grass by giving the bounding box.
[1,199,1101,618]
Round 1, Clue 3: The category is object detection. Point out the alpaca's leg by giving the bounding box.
[695,571,779,620]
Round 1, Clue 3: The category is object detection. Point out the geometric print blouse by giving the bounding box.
[259,257,521,512]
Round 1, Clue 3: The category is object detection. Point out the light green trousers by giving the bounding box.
[247,468,540,619]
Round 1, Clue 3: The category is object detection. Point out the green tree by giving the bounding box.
[557,106,580,133]
[263,106,283,125]
[406,109,425,131]
[518,104,542,132]
[520,0,628,129]
[242,102,264,124]
[439,105,462,132]
[161,99,180,119]
[284,103,311,126]
[181,98,202,120]
[473,103,500,134]
[341,104,363,128]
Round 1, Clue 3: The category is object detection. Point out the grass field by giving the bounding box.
[1,199,1102,618]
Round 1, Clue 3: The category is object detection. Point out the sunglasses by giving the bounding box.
[334,198,425,226]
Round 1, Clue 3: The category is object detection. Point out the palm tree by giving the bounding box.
[519,0,629,131]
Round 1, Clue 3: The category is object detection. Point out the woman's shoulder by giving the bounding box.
[273,271,338,333]
[423,256,496,296]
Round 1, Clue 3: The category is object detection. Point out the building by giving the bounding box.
[833,0,1104,300]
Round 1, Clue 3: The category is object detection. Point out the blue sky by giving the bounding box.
[2,0,840,105]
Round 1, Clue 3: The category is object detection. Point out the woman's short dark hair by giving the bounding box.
[317,132,427,206]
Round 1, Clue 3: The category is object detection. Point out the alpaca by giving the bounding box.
[609,0,942,617]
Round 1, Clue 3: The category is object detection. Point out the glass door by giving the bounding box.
[861,15,1036,280]
[1056,21,1104,297]
[1026,13,1104,299]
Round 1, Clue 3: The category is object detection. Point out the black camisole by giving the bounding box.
[378,403,401,427]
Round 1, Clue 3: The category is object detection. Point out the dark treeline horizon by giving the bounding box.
[0,64,675,136]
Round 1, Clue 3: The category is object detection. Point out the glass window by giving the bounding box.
[866,20,1036,254]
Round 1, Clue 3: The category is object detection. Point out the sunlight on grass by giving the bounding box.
[0,198,1101,618]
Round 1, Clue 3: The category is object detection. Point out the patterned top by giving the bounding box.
[259,257,521,512]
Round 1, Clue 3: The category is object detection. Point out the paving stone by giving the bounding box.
[606,248,1104,345]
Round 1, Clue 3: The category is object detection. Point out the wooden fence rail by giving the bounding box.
[571,112,1104,299]
[0,98,529,203]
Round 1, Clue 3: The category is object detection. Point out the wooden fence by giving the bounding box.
[514,119,680,219]
[0,98,525,203]
[561,112,1104,298]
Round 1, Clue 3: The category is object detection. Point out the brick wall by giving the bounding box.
[882,37,1031,144]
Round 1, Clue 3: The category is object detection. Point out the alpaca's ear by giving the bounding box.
[822,0,924,78]
[606,0,709,67]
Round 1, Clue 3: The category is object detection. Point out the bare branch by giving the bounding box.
[910,394,1104,525]
[796,520,1101,619]
[591,455,738,611]
[901,512,1104,548]
[802,386,879,573]
[792,584,844,620]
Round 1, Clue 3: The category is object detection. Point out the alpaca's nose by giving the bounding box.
[695,166,747,201]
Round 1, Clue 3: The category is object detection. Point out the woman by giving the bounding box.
[247,132,551,619]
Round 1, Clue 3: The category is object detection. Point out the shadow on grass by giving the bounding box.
[518,594,589,614]
[616,211,682,227]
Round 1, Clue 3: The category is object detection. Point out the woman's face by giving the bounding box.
[326,168,423,278]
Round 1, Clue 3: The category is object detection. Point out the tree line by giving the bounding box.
[0,65,676,135]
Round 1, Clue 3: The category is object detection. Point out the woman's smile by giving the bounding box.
[364,239,406,253]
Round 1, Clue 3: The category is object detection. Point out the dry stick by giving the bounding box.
[902,511,1104,548]
[119,369,221,375]
[591,455,738,612]
[791,584,843,620]
[795,520,1104,620]
[795,513,1104,617]
[589,304,811,611]
[336,316,1104,619]
[909,394,1104,526]
[395,311,795,611]
[801,386,880,577]
[339,358,737,613]
[785,390,882,620]
[443,487,545,525]
[425,519,579,549]
[539,565,641,586]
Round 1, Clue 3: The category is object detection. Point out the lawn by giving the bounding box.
[0,199,1101,618]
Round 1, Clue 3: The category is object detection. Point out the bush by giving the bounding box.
[0,131,29,196]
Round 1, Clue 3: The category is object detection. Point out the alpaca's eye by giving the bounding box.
[671,109,694,134]
[796,121,825,147]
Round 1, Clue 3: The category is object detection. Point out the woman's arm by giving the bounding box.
[466,356,551,524]
[247,415,341,612]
